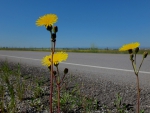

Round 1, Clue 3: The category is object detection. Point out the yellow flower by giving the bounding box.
[36,14,58,28]
[119,42,140,51]
[42,52,68,67]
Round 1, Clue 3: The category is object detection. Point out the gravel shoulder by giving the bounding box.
[0,61,150,113]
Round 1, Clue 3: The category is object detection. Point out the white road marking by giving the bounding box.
[62,62,150,74]
[0,55,40,61]
[0,54,150,74]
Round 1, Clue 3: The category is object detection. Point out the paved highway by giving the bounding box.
[0,50,150,87]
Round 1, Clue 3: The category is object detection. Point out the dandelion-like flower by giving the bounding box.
[119,42,140,51]
[36,14,58,28]
[42,52,68,67]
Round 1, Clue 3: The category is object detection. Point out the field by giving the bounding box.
[0,47,150,54]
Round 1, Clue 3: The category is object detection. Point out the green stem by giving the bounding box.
[131,60,137,75]
[60,74,66,85]
[137,58,144,74]
[56,66,59,78]
[135,58,145,113]
[135,54,136,65]
[54,42,56,53]
[57,84,60,113]
[56,66,60,113]
[131,59,140,113]
[50,31,54,113]
[136,74,140,113]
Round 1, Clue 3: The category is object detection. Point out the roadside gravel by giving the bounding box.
[0,61,150,113]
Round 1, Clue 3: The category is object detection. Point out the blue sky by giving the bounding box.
[0,0,150,48]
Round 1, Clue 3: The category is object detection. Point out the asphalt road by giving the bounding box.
[0,50,150,87]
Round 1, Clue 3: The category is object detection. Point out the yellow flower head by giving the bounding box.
[36,14,58,28]
[119,42,140,51]
[42,52,68,67]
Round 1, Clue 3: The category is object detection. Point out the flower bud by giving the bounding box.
[53,71,57,76]
[64,68,68,74]
[53,26,58,33]
[51,33,56,42]
[54,62,59,67]
[135,47,139,54]
[128,49,133,54]
[130,54,134,61]
[143,52,148,58]
[46,25,52,32]
[48,65,51,71]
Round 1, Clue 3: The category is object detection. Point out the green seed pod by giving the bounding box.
[54,62,59,67]
[135,47,139,54]
[143,52,148,58]
[48,65,51,71]
[51,33,56,42]
[128,49,133,54]
[130,54,134,61]
[46,25,52,32]
[53,26,58,33]
[64,68,68,74]
[53,71,57,76]
[51,33,56,38]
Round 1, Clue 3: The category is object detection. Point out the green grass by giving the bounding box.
[0,61,138,113]
[0,61,100,112]
[0,47,150,54]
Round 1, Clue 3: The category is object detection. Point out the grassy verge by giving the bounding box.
[0,61,141,113]
[0,47,150,54]
[0,61,100,112]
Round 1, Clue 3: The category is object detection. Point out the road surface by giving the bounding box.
[0,50,150,87]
